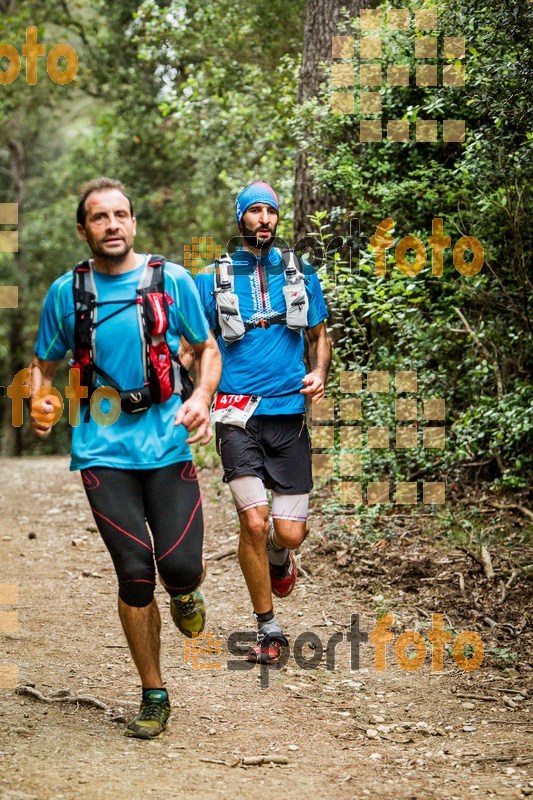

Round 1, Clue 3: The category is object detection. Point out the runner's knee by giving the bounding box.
[118,577,156,607]
[272,492,309,549]
[228,475,269,543]
[272,521,307,550]
[240,509,269,544]
[159,556,204,595]
[110,550,157,607]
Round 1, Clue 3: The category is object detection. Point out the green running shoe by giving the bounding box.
[124,690,171,739]
[170,590,206,638]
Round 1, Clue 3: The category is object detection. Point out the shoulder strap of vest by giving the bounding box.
[213,250,307,336]
[71,261,97,413]
[140,253,166,292]
[214,253,234,290]
[136,254,166,388]
[147,254,166,267]
[73,259,91,274]
[72,260,95,346]
[280,248,307,277]
[72,259,92,303]
[296,253,307,276]
[214,249,305,287]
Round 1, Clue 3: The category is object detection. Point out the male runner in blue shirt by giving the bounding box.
[31,177,221,738]
[195,182,331,663]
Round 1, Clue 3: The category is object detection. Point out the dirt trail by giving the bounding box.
[0,457,531,800]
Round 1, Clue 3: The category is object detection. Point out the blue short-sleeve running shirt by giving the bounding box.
[194,247,328,415]
[35,255,210,471]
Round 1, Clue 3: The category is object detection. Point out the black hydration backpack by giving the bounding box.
[71,254,193,415]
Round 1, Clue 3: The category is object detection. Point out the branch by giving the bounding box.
[486,501,533,522]
[7,138,24,207]
[17,685,109,711]
[452,307,504,401]
[57,0,94,53]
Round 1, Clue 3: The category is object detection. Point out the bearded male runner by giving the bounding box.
[195,181,331,663]
[31,177,221,738]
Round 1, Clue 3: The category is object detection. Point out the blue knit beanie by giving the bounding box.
[235,182,279,225]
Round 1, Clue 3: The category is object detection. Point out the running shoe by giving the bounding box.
[269,550,298,598]
[245,632,289,664]
[124,691,171,739]
[170,590,206,638]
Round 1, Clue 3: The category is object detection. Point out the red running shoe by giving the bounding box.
[269,551,298,598]
[245,633,289,664]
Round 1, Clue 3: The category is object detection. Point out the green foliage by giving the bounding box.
[0,0,530,493]
[304,0,532,490]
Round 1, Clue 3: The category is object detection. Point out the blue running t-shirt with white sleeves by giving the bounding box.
[35,256,210,471]
[194,247,328,416]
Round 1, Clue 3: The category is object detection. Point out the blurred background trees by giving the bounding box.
[0,0,531,490]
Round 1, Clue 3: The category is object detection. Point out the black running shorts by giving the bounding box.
[215,413,312,494]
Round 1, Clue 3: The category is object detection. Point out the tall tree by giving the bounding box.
[293,0,378,239]
[0,3,85,453]
[293,0,340,240]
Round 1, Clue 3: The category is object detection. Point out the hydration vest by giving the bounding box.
[71,254,193,416]
[213,249,309,344]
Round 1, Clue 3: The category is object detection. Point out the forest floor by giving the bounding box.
[0,457,531,800]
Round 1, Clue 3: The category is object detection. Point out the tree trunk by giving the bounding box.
[2,137,25,456]
[293,0,339,241]
[293,0,378,240]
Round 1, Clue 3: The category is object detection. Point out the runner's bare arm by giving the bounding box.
[178,337,195,371]
[174,332,221,445]
[301,322,331,403]
[30,356,61,438]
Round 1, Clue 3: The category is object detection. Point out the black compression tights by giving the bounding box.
[81,462,204,607]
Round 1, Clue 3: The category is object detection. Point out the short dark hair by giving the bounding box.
[76,177,134,226]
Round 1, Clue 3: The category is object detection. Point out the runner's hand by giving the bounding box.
[174,394,213,445]
[300,371,325,403]
[30,395,59,438]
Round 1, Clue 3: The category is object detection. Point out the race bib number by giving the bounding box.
[210,392,261,428]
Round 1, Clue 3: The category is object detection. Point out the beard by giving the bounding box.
[85,231,134,263]
[240,221,278,251]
